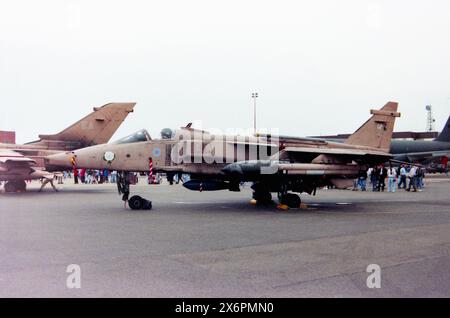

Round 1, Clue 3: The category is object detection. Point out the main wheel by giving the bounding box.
[281,193,301,209]
[252,191,273,205]
[4,182,17,193]
[128,195,143,210]
[16,180,26,191]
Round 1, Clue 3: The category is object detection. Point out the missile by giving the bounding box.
[183,180,229,191]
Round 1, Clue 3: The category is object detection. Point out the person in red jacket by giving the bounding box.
[80,168,86,184]
[73,168,79,184]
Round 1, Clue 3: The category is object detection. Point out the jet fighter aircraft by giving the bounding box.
[46,102,400,208]
[0,102,135,192]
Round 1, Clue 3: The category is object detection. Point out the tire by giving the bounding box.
[128,195,143,210]
[141,199,152,210]
[253,191,273,205]
[282,193,301,208]
[4,182,16,193]
[16,180,26,191]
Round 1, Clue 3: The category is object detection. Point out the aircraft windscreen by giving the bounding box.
[114,129,151,144]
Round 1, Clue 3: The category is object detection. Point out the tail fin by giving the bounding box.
[434,116,450,142]
[37,102,135,146]
[345,101,400,152]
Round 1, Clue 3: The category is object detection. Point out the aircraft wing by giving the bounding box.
[278,146,391,163]
[0,150,36,165]
[282,146,390,157]
[0,150,54,179]
[222,145,391,177]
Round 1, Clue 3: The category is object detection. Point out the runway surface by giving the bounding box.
[1,176,450,297]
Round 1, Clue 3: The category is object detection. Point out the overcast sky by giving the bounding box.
[1,0,449,144]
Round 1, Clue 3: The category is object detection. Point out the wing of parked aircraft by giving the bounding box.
[0,150,55,191]
[0,150,36,170]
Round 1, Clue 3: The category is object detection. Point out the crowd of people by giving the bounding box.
[354,164,426,193]
[56,165,426,194]
[68,169,118,184]
[60,169,152,185]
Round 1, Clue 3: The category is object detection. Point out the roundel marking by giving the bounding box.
[152,147,161,158]
[103,151,116,162]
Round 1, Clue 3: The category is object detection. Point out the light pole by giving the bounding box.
[425,105,435,132]
[252,92,258,134]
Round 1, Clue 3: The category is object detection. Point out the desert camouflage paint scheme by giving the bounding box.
[46,102,400,207]
[0,103,135,192]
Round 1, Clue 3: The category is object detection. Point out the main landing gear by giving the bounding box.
[278,193,301,209]
[251,183,273,205]
[251,183,302,209]
[277,183,302,209]
[4,180,27,193]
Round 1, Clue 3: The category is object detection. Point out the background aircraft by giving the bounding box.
[0,102,135,192]
[390,116,450,164]
[46,102,400,209]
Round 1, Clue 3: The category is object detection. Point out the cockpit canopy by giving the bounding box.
[113,128,177,144]
[114,129,152,144]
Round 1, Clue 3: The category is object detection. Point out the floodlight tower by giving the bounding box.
[425,105,436,132]
[252,92,258,134]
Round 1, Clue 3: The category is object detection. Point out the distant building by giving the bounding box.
[0,131,16,144]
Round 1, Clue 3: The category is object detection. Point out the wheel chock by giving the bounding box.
[277,204,289,211]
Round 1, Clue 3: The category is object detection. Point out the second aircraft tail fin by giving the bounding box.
[37,102,135,147]
[434,116,450,142]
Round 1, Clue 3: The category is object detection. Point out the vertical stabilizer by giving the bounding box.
[435,116,450,142]
[345,102,400,152]
[37,102,135,146]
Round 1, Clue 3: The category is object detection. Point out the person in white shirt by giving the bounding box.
[387,165,397,192]
[398,165,407,189]
[406,165,417,192]
[367,167,373,188]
